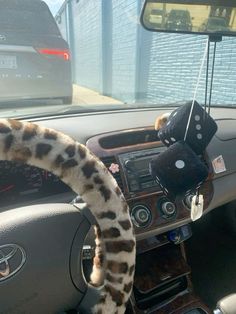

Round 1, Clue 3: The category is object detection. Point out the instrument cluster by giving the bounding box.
[0,161,71,208]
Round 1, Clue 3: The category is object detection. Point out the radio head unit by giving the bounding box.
[118,147,166,194]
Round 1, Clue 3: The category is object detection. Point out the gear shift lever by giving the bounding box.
[214,294,236,314]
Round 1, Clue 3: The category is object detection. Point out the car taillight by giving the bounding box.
[36,48,70,61]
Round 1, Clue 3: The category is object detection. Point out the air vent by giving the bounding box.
[99,129,159,149]
[101,156,124,192]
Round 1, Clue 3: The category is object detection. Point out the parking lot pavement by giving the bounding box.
[73,85,123,105]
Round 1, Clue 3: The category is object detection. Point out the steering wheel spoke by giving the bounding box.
[0,203,89,313]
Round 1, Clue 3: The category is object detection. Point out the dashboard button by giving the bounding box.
[157,197,177,219]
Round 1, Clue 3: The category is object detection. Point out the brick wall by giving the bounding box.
[111,0,138,102]
[145,33,236,105]
[70,0,103,92]
[146,33,207,104]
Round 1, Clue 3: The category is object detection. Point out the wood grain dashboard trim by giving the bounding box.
[86,126,162,157]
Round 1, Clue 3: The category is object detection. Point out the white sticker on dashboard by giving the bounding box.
[212,155,226,174]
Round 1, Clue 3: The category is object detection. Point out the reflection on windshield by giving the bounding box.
[0,0,236,118]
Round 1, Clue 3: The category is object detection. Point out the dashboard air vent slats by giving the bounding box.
[101,156,124,192]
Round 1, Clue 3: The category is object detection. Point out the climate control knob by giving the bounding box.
[184,194,194,210]
[161,201,176,217]
[131,205,152,228]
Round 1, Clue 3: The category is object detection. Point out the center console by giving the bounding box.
[129,231,210,314]
[86,127,214,313]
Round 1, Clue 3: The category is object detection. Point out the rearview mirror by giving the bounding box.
[141,0,236,37]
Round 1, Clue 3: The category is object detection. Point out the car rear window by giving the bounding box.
[0,0,60,35]
[170,11,188,18]
[209,18,227,27]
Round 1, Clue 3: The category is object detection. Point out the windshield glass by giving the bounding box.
[0,0,236,118]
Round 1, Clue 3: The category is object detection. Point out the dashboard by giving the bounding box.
[1,107,236,240]
[0,161,70,207]
[86,127,214,239]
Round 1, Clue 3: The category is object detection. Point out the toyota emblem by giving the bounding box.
[0,244,26,282]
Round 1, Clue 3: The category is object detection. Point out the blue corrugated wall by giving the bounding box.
[56,0,236,105]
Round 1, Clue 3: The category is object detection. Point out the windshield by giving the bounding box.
[0,0,236,119]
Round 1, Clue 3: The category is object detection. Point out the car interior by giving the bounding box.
[1,0,236,314]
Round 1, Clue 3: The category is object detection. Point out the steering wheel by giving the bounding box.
[0,119,136,314]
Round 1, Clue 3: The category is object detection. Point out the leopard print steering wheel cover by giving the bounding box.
[0,119,136,314]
